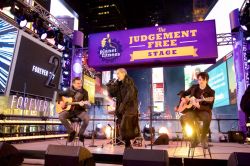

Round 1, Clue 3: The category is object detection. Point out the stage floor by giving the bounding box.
[13,138,250,165]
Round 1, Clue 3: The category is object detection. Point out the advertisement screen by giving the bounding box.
[227,56,237,104]
[184,65,209,90]
[11,36,62,98]
[208,62,230,107]
[0,19,18,93]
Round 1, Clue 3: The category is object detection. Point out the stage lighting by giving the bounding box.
[143,124,155,141]
[247,122,250,144]
[55,31,65,48]
[159,127,169,135]
[105,125,113,139]
[0,0,13,9]
[19,19,27,28]
[240,3,250,31]
[184,124,193,137]
[63,71,69,75]
[40,32,47,40]
[63,53,69,58]
[62,87,67,91]
[57,44,65,50]
[46,28,56,39]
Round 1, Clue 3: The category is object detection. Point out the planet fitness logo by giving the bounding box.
[98,34,122,62]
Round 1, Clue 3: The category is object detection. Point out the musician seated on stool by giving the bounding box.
[178,72,215,149]
[57,77,91,143]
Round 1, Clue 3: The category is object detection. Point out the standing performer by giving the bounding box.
[106,68,140,149]
[177,72,215,148]
[57,77,90,144]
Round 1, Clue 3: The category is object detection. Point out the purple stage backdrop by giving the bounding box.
[88,20,218,69]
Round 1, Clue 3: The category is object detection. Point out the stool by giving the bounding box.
[66,117,82,146]
[187,121,212,159]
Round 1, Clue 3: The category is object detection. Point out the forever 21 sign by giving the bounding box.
[31,55,60,88]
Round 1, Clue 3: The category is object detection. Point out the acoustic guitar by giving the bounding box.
[56,96,91,114]
[177,96,214,113]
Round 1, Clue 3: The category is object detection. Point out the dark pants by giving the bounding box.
[59,111,89,136]
[180,111,211,141]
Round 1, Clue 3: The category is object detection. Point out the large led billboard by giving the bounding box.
[208,62,230,108]
[10,35,62,98]
[0,18,18,94]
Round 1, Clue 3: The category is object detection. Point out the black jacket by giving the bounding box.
[184,84,215,112]
[57,87,89,112]
[107,75,139,116]
[107,75,140,140]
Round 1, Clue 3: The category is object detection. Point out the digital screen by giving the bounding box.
[227,56,237,104]
[184,65,209,90]
[0,18,18,93]
[102,71,111,85]
[208,62,230,107]
[11,36,62,98]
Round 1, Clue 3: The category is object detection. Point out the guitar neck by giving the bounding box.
[196,98,210,102]
[68,102,81,105]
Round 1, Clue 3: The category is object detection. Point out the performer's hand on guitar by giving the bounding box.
[79,101,91,107]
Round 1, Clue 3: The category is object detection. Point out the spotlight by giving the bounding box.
[63,53,69,58]
[33,17,49,40]
[55,31,65,49]
[95,123,106,139]
[46,28,56,39]
[62,87,67,91]
[159,127,169,135]
[57,44,65,50]
[247,122,250,144]
[240,3,250,31]
[18,18,27,28]
[0,0,13,9]
[63,71,69,75]
[143,123,155,141]
[40,32,47,40]
[155,23,159,27]
[184,124,193,137]
[105,125,113,139]
[242,25,248,31]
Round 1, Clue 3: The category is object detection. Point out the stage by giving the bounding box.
[13,138,250,166]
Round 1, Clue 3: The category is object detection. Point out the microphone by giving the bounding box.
[106,78,117,86]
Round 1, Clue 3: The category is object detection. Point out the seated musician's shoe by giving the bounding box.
[68,131,76,142]
[79,134,85,143]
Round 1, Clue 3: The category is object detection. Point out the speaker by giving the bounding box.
[123,149,169,166]
[228,131,244,143]
[0,142,23,166]
[45,145,95,166]
[154,134,169,145]
[228,152,250,166]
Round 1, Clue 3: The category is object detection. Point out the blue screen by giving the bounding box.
[208,62,230,108]
[0,18,18,93]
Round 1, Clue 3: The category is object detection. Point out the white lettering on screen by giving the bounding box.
[32,65,49,77]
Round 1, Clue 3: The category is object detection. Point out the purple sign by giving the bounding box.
[88,20,218,69]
